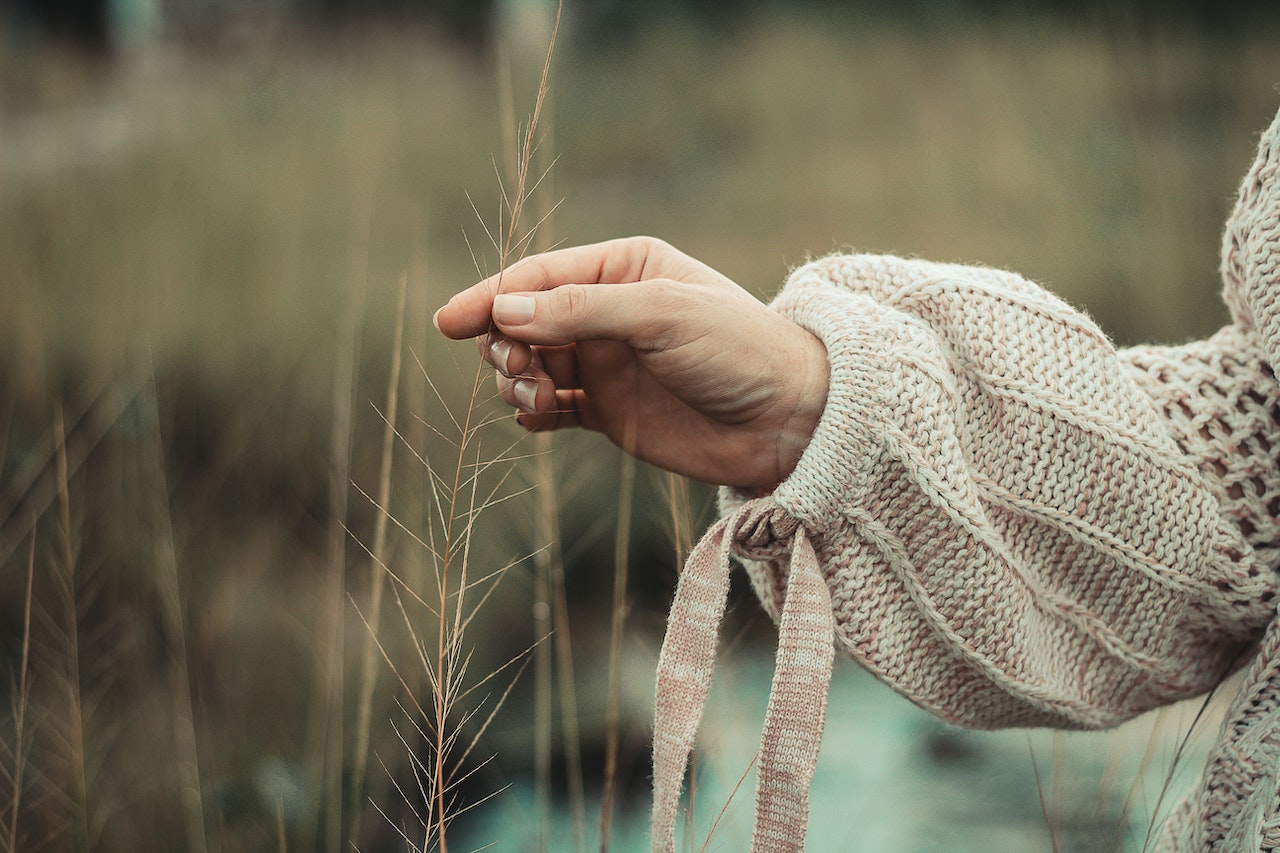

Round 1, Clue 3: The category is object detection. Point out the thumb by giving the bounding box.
[492,281,681,347]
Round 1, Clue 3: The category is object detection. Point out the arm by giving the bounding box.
[437,240,1277,728]
[724,253,1277,729]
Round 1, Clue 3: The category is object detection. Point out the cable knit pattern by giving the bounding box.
[735,255,1270,728]
[651,104,1280,850]
[1223,108,1280,370]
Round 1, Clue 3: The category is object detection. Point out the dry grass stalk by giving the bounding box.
[358,9,567,850]
[530,435,557,850]
[0,387,142,852]
[416,365,511,851]
[1137,684,1229,852]
[0,534,36,853]
[487,61,554,778]
[598,447,635,851]
[504,23,588,840]
[522,41,588,846]
[141,380,210,853]
[349,270,409,846]
[699,752,757,853]
[0,385,138,577]
[1028,737,1061,853]
[51,403,89,851]
[306,199,370,853]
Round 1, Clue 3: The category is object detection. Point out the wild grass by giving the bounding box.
[351,7,574,851]
[50,407,90,849]
[137,380,208,853]
[0,536,34,853]
[0,7,1278,852]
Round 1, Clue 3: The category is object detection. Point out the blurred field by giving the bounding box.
[1,5,1279,851]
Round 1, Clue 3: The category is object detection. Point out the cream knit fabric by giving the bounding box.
[652,104,1280,851]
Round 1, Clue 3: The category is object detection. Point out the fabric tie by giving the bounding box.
[651,499,836,852]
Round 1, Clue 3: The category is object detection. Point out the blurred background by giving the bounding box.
[2,0,1279,851]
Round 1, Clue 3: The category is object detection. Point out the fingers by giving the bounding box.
[516,392,588,432]
[492,280,693,349]
[465,277,688,352]
[433,237,675,340]
[480,331,577,387]
[496,372,554,413]
[478,331,533,377]
[486,329,582,426]
[498,377,588,432]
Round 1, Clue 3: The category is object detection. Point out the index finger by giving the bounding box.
[433,237,664,340]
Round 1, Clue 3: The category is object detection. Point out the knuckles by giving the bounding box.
[549,283,588,325]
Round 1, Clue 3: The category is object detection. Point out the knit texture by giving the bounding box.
[651,104,1280,850]
[652,505,832,852]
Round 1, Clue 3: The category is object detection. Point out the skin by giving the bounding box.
[433,236,829,489]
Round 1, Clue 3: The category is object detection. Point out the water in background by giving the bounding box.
[462,655,1223,852]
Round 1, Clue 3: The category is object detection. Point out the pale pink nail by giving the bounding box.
[432,296,456,333]
[493,294,536,325]
[489,337,513,374]
[514,378,539,412]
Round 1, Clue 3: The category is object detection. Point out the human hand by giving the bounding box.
[433,237,828,489]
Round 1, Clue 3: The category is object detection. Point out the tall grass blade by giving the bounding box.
[0,531,36,853]
[599,448,635,852]
[140,376,210,853]
[51,402,89,852]
[349,271,410,846]
[305,198,368,852]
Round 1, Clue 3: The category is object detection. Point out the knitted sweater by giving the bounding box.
[651,104,1280,852]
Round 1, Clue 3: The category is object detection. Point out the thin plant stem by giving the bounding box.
[141,375,210,853]
[599,447,635,852]
[276,798,288,853]
[349,271,409,846]
[532,435,557,853]
[427,359,489,853]
[521,410,585,850]
[1029,737,1060,853]
[550,523,585,848]
[306,200,368,853]
[1140,674,1232,852]
[52,402,88,852]
[698,752,758,853]
[405,6,564,849]
[497,41,557,853]
[2,530,36,853]
[0,380,144,570]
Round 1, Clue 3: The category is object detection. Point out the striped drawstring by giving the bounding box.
[651,500,835,852]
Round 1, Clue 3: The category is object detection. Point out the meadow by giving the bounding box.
[1,5,1279,851]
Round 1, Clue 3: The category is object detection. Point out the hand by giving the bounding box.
[433,236,829,489]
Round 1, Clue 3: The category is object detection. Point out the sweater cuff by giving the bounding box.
[722,261,949,535]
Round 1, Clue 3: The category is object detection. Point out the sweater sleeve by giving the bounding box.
[722,253,1280,731]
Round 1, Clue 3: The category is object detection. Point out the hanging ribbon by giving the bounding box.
[651,499,835,852]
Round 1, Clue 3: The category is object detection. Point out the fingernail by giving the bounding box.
[514,378,539,412]
[489,336,513,374]
[493,294,536,325]
[432,297,454,333]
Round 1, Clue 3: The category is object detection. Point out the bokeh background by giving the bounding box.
[2,0,1280,851]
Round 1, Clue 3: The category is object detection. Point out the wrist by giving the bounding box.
[772,328,829,484]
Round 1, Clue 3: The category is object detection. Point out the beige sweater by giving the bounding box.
[651,104,1280,852]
